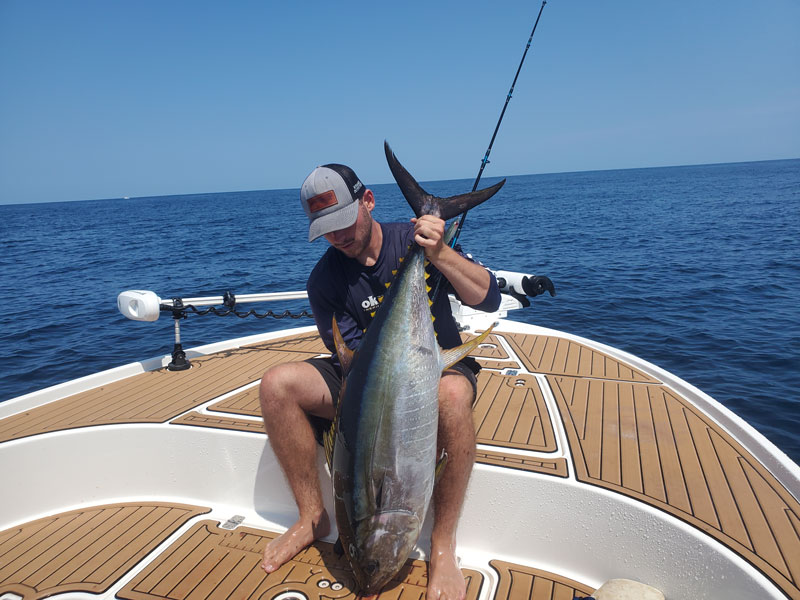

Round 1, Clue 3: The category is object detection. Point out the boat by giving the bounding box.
[1,279,798,600]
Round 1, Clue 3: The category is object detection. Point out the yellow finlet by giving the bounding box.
[323,423,335,471]
[434,449,448,482]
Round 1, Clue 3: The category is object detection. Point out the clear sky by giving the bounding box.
[1,1,798,204]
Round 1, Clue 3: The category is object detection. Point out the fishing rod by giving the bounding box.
[431,0,549,302]
[453,0,547,246]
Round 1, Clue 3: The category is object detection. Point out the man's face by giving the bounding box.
[324,199,373,259]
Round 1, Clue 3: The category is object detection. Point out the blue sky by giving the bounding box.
[1,1,798,204]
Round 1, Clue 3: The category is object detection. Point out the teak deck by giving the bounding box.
[1,328,799,599]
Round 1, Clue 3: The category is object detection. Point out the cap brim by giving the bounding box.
[308,200,360,242]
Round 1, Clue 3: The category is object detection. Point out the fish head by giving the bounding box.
[348,509,422,594]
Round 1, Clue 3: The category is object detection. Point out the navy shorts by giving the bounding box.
[305,355,481,445]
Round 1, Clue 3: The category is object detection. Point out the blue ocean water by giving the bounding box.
[1,159,798,463]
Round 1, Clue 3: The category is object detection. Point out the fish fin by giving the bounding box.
[439,322,498,370]
[434,449,448,483]
[366,471,387,512]
[332,316,354,376]
[385,140,505,220]
[385,282,391,288]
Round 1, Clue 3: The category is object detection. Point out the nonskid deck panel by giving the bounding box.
[116,519,484,600]
[551,374,800,600]
[489,560,594,600]
[0,502,210,600]
[0,334,328,444]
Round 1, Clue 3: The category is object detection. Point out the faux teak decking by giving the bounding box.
[1,329,798,599]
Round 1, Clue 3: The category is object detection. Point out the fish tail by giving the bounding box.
[384,141,505,220]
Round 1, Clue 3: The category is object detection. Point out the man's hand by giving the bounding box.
[411,215,448,262]
[410,215,493,307]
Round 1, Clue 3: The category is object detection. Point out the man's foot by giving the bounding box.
[427,547,467,600]
[261,510,330,573]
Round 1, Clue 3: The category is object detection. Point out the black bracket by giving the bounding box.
[167,298,191,371]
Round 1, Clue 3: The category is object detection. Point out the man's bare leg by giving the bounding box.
[259,361,335,573]
[427,371,477,600]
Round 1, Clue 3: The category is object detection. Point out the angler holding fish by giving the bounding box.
[259,142,503,600]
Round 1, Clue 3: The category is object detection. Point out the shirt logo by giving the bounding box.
[361,295,380,312]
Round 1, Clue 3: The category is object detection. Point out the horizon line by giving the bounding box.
[2,156,797,207]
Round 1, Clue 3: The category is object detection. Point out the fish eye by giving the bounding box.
[364,560,380,575]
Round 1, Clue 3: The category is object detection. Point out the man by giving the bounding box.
[259,162,500,600]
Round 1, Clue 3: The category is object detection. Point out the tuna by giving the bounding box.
[325,141,505,594]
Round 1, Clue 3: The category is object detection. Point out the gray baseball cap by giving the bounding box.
[300,163,365,242]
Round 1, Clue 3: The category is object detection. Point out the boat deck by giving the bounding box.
[1,328,798,599]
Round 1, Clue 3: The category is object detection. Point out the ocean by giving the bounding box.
[1,159,798,463]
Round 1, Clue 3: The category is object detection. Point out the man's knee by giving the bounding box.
[441,365,476,399]
[259,363,296,413]
[439,371,476,417]
[259,361,334,419]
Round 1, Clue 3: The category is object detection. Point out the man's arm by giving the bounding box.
[412,215,499,308]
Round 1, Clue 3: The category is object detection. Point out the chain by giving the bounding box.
[180,305,314,319]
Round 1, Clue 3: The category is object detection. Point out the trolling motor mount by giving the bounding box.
[166,298,191,371]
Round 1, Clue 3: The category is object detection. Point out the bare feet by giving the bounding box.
[261,510,331,573]
[427,546,467,600]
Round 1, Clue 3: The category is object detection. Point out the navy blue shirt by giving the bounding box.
[307,222,500,359]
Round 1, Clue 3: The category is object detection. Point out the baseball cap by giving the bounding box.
[300,163,365,242]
